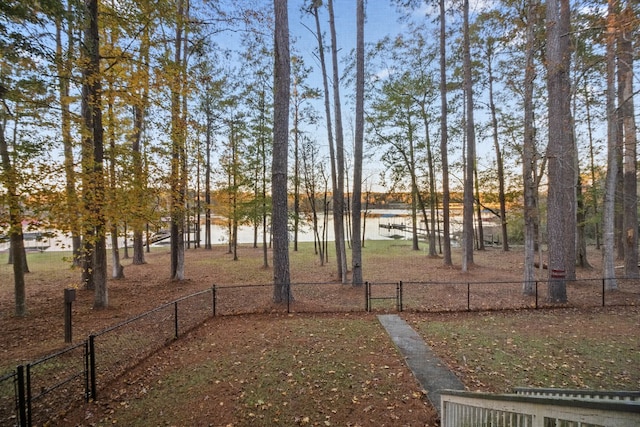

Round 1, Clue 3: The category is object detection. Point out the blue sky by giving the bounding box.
[285,1,412,187]
[289,1,408,70]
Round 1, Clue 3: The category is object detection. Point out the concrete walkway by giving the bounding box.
[378,314,465,414]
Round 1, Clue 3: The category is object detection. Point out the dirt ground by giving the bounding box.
[1,242,637,426]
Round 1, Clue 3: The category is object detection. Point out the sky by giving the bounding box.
[213,1,501,191]
[285,1,414,189]
[282,0,523,189]
[288,1,413,86]
[289,1,407,51]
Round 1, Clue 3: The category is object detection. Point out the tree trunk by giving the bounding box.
[89,0,107,308]
[272,0,292,303]
[474,164,484,251]
[231,122,239,261]
[619,6,638,279]
[614,150,624,260]
[351,0,364,286]
[487,51,508,252]
[56,10,82,267]
[303,141,324,265]
[9,234,27,317]
[180,6,190,256]
[603,0,618,290]
[131,17,150,265]
[411,185,419,251]
[79,0,108,308]
[576,174,591,268]
[323,186,330,265]
[614,18,625,262]
[205,98,212,250]
[0,119,27,316]
[585,80,600,250]
[407,110,419,252]
[195,158,201,250]
[111,228,124,279]
[312,4,341,276]
[522,0,539,295]
[170,0,186,281]
[123,224,129,259]
[261,94,269,268]
[570,85,589,270]
[292,78,301,252]
[80,34,95,293]
[362,183,371,249]
[439,0,452,266]
[545,0,573,303]
[566,122,578,282]
[327,0,348,283]
[419,105,438,257]
[461,0,476,272]
[106,93,124,279]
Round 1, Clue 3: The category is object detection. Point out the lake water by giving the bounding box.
[5,209,441,252]
[4,209,496,252]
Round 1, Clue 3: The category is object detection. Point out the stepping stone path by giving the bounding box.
[378,314,465,414]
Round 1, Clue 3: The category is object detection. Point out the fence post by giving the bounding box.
[84,340,89,402]
[535,281,539,309]
[365,281,369,312]
[212,285,216,316]
[26,364,32,427]
[89,335,97,401]
[467,283,471,311]
[398,281,403,312]
[174,301,179,339]
[64,288,76,343]
[16,365,27,427]
[602,279,605,307]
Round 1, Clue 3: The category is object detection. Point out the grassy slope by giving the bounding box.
[407,308,640,392]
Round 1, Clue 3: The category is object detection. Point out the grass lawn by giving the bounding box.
[407,307,640,393]
[64,314,437,426]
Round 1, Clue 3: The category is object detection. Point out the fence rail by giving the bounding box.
[441,389,640,427]
[2,277,638,426]
[514,387,640,402]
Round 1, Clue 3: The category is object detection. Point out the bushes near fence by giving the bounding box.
[1,277,638,426]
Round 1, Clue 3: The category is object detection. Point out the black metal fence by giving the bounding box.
[25,342,88,426]
[1,287,215,427]
[364,278,640,312]
[209,277,639,314]
[401,277,639,312]
[2,277,639,426]
[0,370,21,427]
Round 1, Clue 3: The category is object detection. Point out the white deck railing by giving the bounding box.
[441,389,640,427]
[513,387,640,403]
